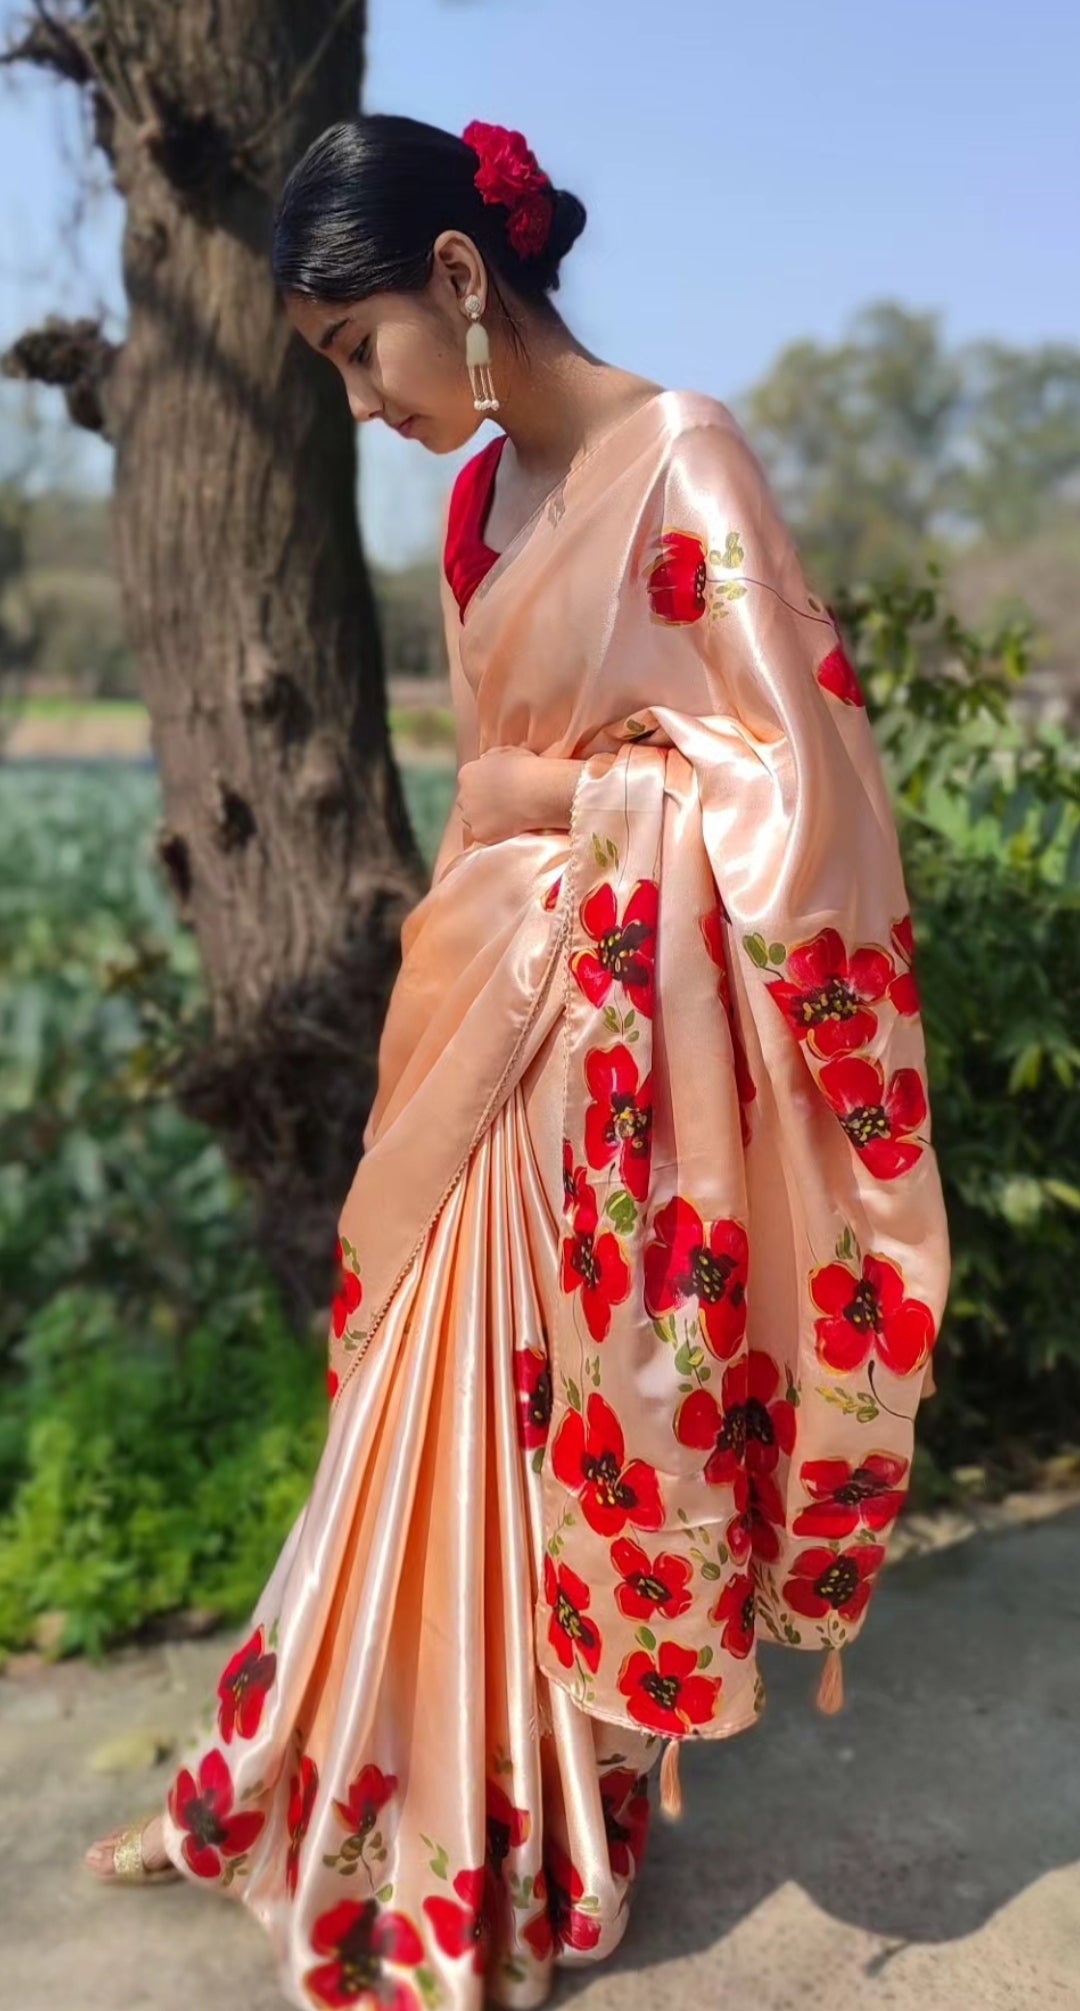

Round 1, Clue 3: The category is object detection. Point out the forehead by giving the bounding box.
[283,292,371,349]
[286,289,414,351]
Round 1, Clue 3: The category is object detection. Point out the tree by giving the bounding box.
[1,1,428,1318]
[739,301,1080,583]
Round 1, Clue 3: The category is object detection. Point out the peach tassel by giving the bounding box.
[659,1737,684,1820]
[920,1354,937,1399]
[814,1645,845,1714]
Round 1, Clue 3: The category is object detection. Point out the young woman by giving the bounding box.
[84,112,951,2011]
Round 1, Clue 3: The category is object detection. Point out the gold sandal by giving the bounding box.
[87,1810,181,1884]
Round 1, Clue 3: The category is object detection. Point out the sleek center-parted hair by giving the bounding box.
[272,111,587,348]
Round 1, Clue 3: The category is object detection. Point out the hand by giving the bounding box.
[455,745,579,846]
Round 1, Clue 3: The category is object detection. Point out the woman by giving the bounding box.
[83,113,951,2011]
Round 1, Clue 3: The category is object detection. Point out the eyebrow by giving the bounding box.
[318,315,352,352]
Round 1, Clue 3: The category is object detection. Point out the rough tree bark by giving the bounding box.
[1,2,430,1321]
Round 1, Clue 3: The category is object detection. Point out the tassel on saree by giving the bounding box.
[921,1353,937,1398]
[813,1644,845,1714]
[659,1736,684,1820]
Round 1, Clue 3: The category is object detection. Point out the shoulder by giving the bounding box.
[657,389,767,484]
[651,390,786,542]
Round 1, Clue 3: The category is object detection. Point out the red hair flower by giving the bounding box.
[462,121,554,258]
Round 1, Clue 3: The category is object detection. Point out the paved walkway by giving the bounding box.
[2,1489,1078,2011]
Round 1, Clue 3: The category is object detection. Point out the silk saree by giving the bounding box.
[158,388,951,2011]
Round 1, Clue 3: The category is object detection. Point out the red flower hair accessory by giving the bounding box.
[462,120,555,258]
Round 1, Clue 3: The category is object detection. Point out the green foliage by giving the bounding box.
[0,762,454,1662]
[832,562,1080,1473]
[0,1282,326,1663]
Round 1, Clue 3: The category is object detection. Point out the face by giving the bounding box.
[283,231,492,452]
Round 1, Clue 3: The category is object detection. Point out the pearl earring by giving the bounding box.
[464,293,499,413]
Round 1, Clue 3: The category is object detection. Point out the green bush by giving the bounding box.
[0,1282,326,1661]
[833,563,1080,1477]
[0,762,454,1663]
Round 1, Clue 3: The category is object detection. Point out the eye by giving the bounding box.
[349,335,370,366]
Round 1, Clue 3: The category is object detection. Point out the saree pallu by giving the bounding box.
[159,388,951,2007]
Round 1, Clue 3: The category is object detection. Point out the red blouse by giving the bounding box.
[443,431,509,621]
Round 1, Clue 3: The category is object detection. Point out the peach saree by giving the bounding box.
[159,389,951,2011]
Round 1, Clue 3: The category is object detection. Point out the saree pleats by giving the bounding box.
[160,1015,660,2011]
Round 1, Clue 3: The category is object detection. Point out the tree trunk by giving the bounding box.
[4,2,430,1320]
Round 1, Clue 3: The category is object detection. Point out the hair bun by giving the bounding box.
[547,187,587,264]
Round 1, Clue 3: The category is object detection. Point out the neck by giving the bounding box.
[485,308,651,478]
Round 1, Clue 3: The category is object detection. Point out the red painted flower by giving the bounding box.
[644,1196,748,1359]
[583,1041,654,1202]
[331,1763,398,1837]
[332,1237,363,1339]
[708,1572,756,1658]
[560,1175,632,1342]
[782,1540,887,1624]
[887,913,921,1016]
[816,641,865,707]
[551,1391,665,1538]
[792,1452,910,1540]
[612,1535,693,1622]
[217,1623,277,1743]
[561,1136,579,1214]
[486,1780,531,1869]
[167,1748,266,1880]
[327,1367,340,1400]
[514,1343,553,1447]
[600,1767,651,1878]
[674,1354,750,1487]
[747,1470,786,1562]
[743,1350,798,1479]
[724,1483,754,1566]
[483,1781,530,1952]
[521,1865,554,1959]
[570,878,658,1018]
[303,1896,423,2010]
[542,871,563,911]
[544,1551,603,1673]
[617,1639,722,1734]
[286,1752,319,1899]
[818,1055,927,1179]
[701,904,756,1142]
[423,1864,492,1972]
[766,927,894,1059]
[541,1841,603,1952]
[644,528,709,624]
[809,1252,936,1375]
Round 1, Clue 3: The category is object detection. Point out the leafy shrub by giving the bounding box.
[833,563,1080,1478]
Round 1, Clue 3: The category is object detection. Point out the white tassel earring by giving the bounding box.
[464,293,499,412]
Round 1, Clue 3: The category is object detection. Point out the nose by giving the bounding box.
[346,388,382,425]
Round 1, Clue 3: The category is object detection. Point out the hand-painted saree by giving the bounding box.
[158,388,951,2011]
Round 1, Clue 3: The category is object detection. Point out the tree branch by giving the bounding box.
[0,315,120,437]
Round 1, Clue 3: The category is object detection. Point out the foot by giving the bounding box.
[83,1810,173,1879]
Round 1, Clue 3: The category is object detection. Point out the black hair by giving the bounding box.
[271,112,587,356]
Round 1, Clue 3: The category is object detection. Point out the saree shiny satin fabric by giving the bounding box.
[159,388,951,2010]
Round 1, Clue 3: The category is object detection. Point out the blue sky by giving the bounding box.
[1,0,1077,563]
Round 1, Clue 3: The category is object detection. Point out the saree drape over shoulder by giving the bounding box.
[160,389,950,2011]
